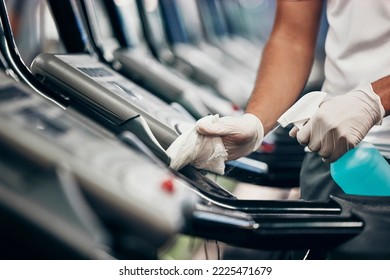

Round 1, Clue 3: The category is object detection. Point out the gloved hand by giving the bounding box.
[290,84,385,162]
[166,115,228,174]
[196,113,264,161]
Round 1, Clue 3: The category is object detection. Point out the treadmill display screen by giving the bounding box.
[106,81,141,101]
[0,86,28,102]
[78,67,113,78]
[17,107,69,136]
[2,94,108,154]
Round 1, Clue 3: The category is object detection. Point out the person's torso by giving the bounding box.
[322,0,390,157]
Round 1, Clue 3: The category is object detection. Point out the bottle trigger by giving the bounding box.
[277,91,327,129]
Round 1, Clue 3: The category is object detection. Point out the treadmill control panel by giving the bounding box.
[57,54,195,131]
[0,76,198,246]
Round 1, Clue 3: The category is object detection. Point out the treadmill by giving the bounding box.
[137,0,253,108]
[27,1,195,161]
[195,0,262,71]
[171,0,258,78]
[0,70,198,259]
[216,0,265,54]
[89,0,240,119]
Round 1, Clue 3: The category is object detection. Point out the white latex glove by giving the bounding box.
[196,113,264,161]
[167,115,228,174]
[291,84,385,162]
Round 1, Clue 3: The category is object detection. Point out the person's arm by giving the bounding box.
[372,75,390,116]
[246,0,324,134]
[195,0,324,163]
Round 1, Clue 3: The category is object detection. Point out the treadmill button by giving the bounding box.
[161,178,175,193]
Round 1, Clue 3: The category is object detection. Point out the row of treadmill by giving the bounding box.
[0,0,389,260]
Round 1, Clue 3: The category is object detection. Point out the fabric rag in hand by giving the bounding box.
[166,115,228,175]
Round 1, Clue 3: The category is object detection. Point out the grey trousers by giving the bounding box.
[299,152,344,201]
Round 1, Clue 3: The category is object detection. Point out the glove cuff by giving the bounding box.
[242,113,264,152]
[358,83,385,125]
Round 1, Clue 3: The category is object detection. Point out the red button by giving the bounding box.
[161,178,175,193]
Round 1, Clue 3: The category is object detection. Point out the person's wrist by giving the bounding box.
[242,113,264,151]
[371,75,390,117]
[357,83,385,124]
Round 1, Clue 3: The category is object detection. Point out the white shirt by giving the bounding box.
[322,0,390,158]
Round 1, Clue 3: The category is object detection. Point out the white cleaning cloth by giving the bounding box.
[166,115,228,175]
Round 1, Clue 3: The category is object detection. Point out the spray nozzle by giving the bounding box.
[277,91,327,129]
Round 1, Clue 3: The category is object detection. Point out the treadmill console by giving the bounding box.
[31,53,195,148]
[0,74,198,247]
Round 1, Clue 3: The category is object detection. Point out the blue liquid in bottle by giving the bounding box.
[330,142,390,196]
